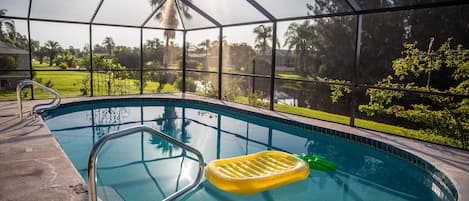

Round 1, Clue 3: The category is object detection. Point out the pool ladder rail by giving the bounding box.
[87,125,205,201]
[16,79,61,120]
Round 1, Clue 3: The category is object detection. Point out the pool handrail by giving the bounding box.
[16,79,61,120]
[87,125,205,201]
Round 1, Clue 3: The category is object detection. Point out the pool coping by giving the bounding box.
[1,93,468,200]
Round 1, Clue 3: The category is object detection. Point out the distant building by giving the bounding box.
[256,49,296,72]
[275,49,295,72]
[92,52,111,57]
[0,41,30,90]
[187,52,218,67]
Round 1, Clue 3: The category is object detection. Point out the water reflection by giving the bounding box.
[150,106,192,155]
[86,107,129,138]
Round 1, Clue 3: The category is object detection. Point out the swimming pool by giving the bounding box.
[42,98,457,201]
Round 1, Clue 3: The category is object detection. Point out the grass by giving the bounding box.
[276,73,304,79]
[275,104,351,125]
[144,82,178,94]
[232,97,464,149]
[32,62,62,70]
[0,62,179,99]
[279,104,463,149]
[354,119,463,148]
[33,71,90,98]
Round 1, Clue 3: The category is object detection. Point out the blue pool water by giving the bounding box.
[43,99,456,201]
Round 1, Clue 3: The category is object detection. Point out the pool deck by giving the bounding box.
[0,93,468,201]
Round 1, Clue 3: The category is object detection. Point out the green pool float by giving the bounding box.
[294,153,338,172]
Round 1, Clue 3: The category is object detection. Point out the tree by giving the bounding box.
[150,105,191,155]
[144,37,164,66]
[44,40,61,66]
[82,43,90,54]
[333,38,468,148]
[210,39,223,56]
[226,42,256,71]
[13,32,28,50]
[145,38,163,52]
[0,9,16,45]
[198,39,211,57]
[80,55,129,95]
[284,20,316,75]
[197,39,211,69]
[30,39,40,54]
[92,44,107,54]
[35,47,48,64]
[114,46,140,69]
[55,50,78,69]
[102,36,115,56]
[253,25,273,55]
[151,0,191,67]
[149,0,191,93]
[155,0,179,67]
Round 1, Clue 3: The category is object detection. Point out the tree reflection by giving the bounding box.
[150,106,191,155]
[87,107,130,138]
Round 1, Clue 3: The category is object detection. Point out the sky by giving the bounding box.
[3,0,311,49]
[12,19,293,49]
[4,0,310,48]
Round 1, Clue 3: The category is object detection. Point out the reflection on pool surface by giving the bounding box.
[43,99,455,201]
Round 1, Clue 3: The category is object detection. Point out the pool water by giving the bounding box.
[43,99,455,201]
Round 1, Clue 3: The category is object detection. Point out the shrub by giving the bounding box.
[248,89,269,107]
[174,77,196,92]
[58,62,68,70]
[33,77,54,88]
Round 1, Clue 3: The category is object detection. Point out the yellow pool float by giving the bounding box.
[205,151,310,194]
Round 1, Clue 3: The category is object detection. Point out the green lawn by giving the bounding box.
[275,104,350,124]
[233,97,464,149]
[278,104,463,149]
[32,61,63,70]
[0,62,179,99]
[276,73,304,79]
[33,71,90,98]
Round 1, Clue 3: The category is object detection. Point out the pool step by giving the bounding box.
[97,186,124,201]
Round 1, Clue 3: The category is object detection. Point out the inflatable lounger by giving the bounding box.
[205,151,309,194]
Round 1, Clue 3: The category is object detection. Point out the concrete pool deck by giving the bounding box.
[0,93,468,201]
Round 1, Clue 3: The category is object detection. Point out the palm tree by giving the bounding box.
[145,38,164,55]
[283,21,316,75]
[198,39,211,69]
[35,47,48,64]
[210,35,228,61]
[154,0,178,67]
[102,36,115,56]
[253,25,273,55]
[44,40,61,66]
[14,33,29,50]
[146,38,159,50]
[151,0,191,67]
[144,38,164,66]
[198,39,211,57]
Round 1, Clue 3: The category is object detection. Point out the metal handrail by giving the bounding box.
[87,125,205,201]
[16,79,61,120]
